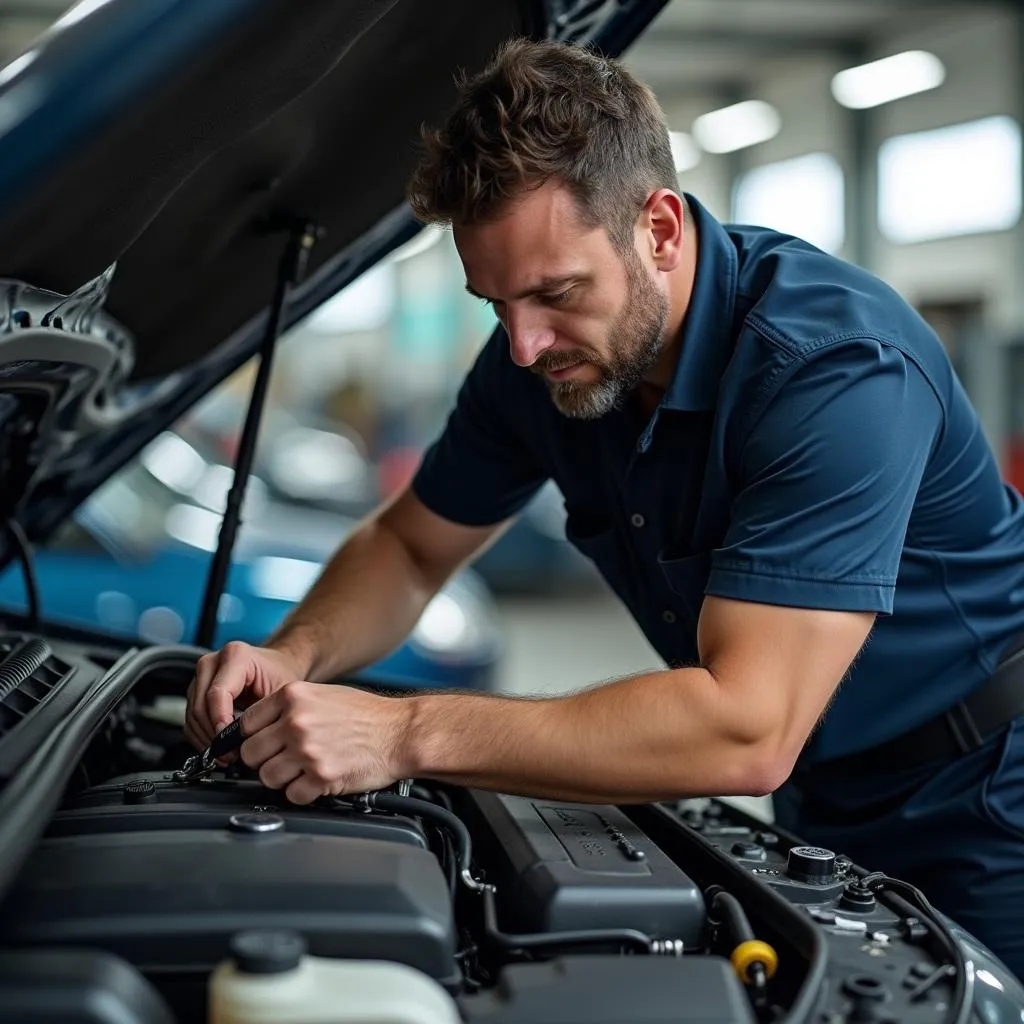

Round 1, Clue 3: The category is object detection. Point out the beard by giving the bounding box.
[532,252,669,420]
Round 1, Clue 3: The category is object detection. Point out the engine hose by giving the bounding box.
[354,790,494,893]
[0,637,51,701]
[708,888,778,989]
[482,887,655,955]
[851,870,971,1024]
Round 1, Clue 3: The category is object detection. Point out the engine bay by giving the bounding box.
[0,630,989,1023]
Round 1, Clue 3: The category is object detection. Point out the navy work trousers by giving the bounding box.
[774,714,1024,981]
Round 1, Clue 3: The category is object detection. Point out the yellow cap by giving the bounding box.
[730,939,779,983]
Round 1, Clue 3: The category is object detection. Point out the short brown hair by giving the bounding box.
[406,38,679,251]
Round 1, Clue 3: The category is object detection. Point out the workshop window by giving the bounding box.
[733,152,846,255]
[878,115,1022,244]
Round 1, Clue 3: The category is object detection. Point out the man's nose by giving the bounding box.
[505,306,556,367]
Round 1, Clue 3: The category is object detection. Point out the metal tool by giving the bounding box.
[173,718,244,784]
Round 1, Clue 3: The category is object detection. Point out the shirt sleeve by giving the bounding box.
[412,328,548,526]
[707,337,942,614]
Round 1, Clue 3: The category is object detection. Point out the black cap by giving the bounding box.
[230,930,306,975]
[786,845,837,884]
[840,881,877,912]
[123,779,157,804]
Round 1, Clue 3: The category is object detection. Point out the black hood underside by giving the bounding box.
[0,0,542,381]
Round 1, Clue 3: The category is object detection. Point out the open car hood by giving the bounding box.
[0,0,668,568]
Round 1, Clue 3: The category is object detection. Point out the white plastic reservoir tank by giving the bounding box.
[208,930,462,1024]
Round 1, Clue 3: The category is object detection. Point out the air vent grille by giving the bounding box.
[0,636,71,736]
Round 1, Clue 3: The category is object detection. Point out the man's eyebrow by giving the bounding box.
[464,274,587,302]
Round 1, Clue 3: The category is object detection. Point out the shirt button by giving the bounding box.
[631,513,645,528]
[662,610,677,624]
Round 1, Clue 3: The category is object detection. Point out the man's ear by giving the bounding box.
[641,189,686,272]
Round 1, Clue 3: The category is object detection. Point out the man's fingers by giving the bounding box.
[239,718,287,770]
[240,685,288,737]
[206,662,251,737]
[285,774,324,806]
[185,687,214,750]
[258,750,303,792]
[188,653,221,742]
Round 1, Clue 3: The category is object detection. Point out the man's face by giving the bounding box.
[454,182,669,419]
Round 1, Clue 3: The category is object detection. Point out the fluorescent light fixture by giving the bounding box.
[669,131,701,173]
[692,101,780,155]
[141,432,206,495]
[831,51,945,110]
[165,504,221,552]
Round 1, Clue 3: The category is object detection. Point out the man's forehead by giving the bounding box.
[456,188,611,301]
[456,183,599,247]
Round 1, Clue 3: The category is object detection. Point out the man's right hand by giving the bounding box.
[184,641,308,751]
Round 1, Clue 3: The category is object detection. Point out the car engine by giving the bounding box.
[0,630,1020,1024]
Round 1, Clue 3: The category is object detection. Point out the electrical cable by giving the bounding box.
[338,790,493,893]
[5,519,39,630]
[707,887,777,1000]
[853,870,972,1024]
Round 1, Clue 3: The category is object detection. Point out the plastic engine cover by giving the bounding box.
[0,773,457,987]
[468,792,706,948]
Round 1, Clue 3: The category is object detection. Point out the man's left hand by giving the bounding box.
[238,680,408,805]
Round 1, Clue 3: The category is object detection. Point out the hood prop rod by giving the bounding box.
[196,217,322,650]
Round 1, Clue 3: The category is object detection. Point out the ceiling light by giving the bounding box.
[692,101,781,155]
[831,51,945,110]
[669,131,701,172]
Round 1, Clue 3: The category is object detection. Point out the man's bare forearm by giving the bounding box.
[399,667,788,803]
[266,518,437,682]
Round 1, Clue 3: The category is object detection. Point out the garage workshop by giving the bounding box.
[0,1,1022,1022]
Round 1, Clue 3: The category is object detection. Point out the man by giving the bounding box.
[185,39,1024,973]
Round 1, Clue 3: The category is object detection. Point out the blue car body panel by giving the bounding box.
[0,532,494,691]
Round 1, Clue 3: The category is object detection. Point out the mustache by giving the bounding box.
[531,349,596,375]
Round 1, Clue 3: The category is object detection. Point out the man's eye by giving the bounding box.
[547,289,573,306]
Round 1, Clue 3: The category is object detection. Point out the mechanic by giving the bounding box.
[186,39,1024,975]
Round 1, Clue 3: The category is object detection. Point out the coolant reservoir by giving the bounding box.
[208,930,461,1024]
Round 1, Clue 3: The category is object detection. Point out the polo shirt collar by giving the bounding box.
[661,194,739,413]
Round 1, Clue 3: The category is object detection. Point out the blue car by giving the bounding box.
[0,431,502,691]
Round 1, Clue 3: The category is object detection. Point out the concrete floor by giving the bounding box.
[493,588,774,822]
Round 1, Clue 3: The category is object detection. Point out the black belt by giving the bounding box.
[807,634,1024,778]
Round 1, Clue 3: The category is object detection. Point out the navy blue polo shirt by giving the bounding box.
[412,194,1024,763]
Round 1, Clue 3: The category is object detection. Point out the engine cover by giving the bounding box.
[0,772,457,988]
[467,792,706,948]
